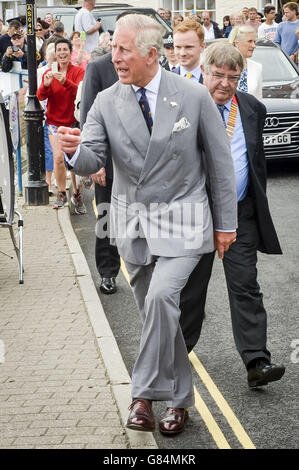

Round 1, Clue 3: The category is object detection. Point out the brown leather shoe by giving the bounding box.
[159,407,189,435]
[126,398,155,432]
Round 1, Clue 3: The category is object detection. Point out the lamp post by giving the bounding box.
[24,0,48,205]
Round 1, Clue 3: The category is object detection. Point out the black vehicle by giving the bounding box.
[32,3,172,38]
[253,39,299,160]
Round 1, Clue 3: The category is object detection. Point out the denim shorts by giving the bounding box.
[47,124,59,136]
[44,122,54,171]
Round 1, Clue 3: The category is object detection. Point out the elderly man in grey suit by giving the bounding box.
[59,14,237,436]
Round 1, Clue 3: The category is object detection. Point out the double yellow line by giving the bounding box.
[190,352,255,449]
[93,200,255,449]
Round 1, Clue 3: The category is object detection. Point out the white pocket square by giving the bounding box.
[172,117,191,133]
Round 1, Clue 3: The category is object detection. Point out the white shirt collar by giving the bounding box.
[180,63,202,81]
[132,66,161,95]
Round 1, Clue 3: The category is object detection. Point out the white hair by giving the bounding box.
[98,31,111,46]
[115,14,164,59]
[229,25,256,45]
[45,42,55,62]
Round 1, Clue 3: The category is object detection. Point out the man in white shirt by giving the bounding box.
[75,0,102,53]
[202,11,222,40]
[246,7,260,32]
[173,19,205,83]
[202,11,215,39]
[258,5,278,40]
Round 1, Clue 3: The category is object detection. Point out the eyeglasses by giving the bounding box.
[210,72,241,83]
[36,29,43,31]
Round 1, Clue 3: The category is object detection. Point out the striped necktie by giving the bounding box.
[138,87,153,134]
[185,73,193,79]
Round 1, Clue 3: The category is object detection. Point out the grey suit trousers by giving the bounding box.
[125,254,201,408]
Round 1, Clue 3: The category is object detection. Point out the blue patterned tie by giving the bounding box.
[238,69,248,93]
[138,88,153,134]
[216,104,226,126]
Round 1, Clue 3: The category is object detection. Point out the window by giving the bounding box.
[185,0,195,10]
[163,0,173,10]
[168,0,216,20]
[196,1,206,9]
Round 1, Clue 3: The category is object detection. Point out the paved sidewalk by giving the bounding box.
[0,196,156,450]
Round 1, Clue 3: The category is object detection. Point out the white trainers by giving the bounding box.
[71,192,87,215]
[53,191,67,209]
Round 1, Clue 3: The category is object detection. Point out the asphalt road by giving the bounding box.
[70,159,299,450]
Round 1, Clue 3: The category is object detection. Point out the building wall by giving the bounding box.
[127,0,160,9]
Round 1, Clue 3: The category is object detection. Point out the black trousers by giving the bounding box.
[180,196,271,368]
[94,180,120,278]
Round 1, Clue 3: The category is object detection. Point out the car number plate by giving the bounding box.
[263,133,291,146]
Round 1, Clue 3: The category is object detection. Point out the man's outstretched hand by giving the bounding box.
[58,126,81,157]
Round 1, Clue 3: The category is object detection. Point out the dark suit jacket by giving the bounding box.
[172,65,203,84]
[236,90,282,255]
[211,21,223,39]
[80,51,118,178]
[0,34,13,62]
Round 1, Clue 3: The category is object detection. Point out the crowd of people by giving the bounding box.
[158,3,299,62]
[0,1,296,436]
[0,3,297,210]
[0,2,112,214]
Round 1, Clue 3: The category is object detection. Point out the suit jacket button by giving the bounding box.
[172,154,178,160]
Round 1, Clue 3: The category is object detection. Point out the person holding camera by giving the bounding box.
[75,0,103,53]
[0,19,22,62]
[1,30,27,72]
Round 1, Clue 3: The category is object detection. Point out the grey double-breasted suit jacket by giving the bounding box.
[72,67,237,264]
